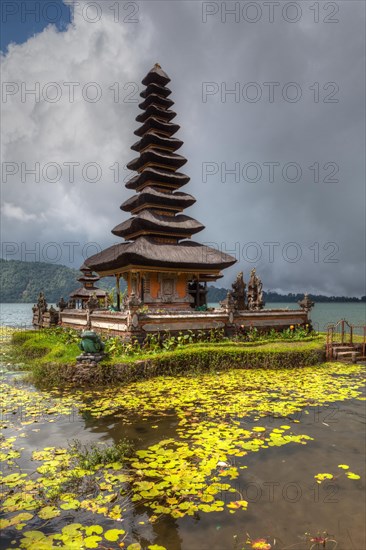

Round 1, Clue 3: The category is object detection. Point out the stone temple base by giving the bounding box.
[59,307,310,340]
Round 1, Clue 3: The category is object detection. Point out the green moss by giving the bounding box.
[10,329,326,387]
[10,330,79,367]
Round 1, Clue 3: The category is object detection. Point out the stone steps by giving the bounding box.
[332,345,361,363]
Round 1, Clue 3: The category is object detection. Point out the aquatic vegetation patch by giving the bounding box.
[69,438,134,469]
[128,422,312,518]
[0,358,364,547]
[78,363,365,424]
[314,465,361,483]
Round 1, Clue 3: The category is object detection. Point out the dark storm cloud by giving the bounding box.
[1,0,365,295]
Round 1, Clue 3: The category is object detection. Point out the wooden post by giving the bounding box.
[341,319,344,344]
[195,273,199,308]
[116,275,121,311]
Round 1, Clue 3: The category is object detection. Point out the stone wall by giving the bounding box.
[59,307,309,339]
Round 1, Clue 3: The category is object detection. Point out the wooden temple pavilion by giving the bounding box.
[85,64,237,310]
[69,264,108,309]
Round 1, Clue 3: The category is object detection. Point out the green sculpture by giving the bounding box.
[78,330,105,354]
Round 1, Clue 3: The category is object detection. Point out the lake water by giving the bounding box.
[1,302,364,332]
[1,350,365,549]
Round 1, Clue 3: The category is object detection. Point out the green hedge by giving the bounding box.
[26,345,325,387]
[9,330,325,387]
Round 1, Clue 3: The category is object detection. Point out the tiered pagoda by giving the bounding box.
[85,64,236,310]
[69,265,108,309]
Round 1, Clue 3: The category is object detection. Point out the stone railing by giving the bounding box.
[58,307,309,338]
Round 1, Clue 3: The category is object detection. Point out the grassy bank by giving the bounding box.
[7,329,326,387]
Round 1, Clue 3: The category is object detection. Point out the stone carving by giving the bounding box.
[231,271,247,310]
[78,330,105,353]
[32,292,48,326]
[298,293,314,313]
[77,330,105,364]
[125,291,142,309]
[220,290,235,313]
[38,292,48,314]
[57,297,68,311]
[48,305,59,325]
[86,293,99,312]
[247,269,265,311]
[32,292,58,327]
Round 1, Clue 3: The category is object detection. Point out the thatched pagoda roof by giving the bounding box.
[85,237,236,273]
[136,105,176,123]
[70,287,107,299]
[125,167,190,191]
[141,64,170,86]
[70,264,107,301]
[77,274,100,283]
[112,211,204,239]
[127,148,187,172]
[121,187,195,213]
[131,132,183,153]
[134,117,180,137]
[85,64,237,276]
[139,94,174,110]
[140,82,171,98]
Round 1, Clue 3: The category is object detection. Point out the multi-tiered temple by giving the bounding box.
[69,265,108,309]
[50,65,312,336]
[85,64,236,310]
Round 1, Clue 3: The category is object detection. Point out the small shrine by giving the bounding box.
[84,64,236,310]
[68,265,108,309]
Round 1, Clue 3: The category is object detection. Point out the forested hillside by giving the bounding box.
[0,259,114,303]
[0,259,364,303]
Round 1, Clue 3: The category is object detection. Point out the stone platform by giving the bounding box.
[59,307,309,340]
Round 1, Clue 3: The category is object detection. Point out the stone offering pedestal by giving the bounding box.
[76,352,105,366]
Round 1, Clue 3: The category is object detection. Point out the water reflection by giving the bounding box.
[1,367,365,550]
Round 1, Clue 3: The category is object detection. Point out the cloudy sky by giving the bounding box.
[1,0,365,296]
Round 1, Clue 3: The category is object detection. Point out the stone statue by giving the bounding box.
[57,297,68,311]
[37,292,48,314]
[78,330,105,353]
[220,290,235,312]
[68,298,76,309]
[231,272,247,310]
[257,277,264,309]
[298,293,314,313]
[125,291,142,309]
[247,269,257,310]
[247,269,264,310]
[48,305,59,325]
[35,292,48,324]
[86,293,99,312]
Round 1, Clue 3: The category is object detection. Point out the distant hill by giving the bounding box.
[207,286,365,304]
[0,259,364,303]
[0,259,115,303]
